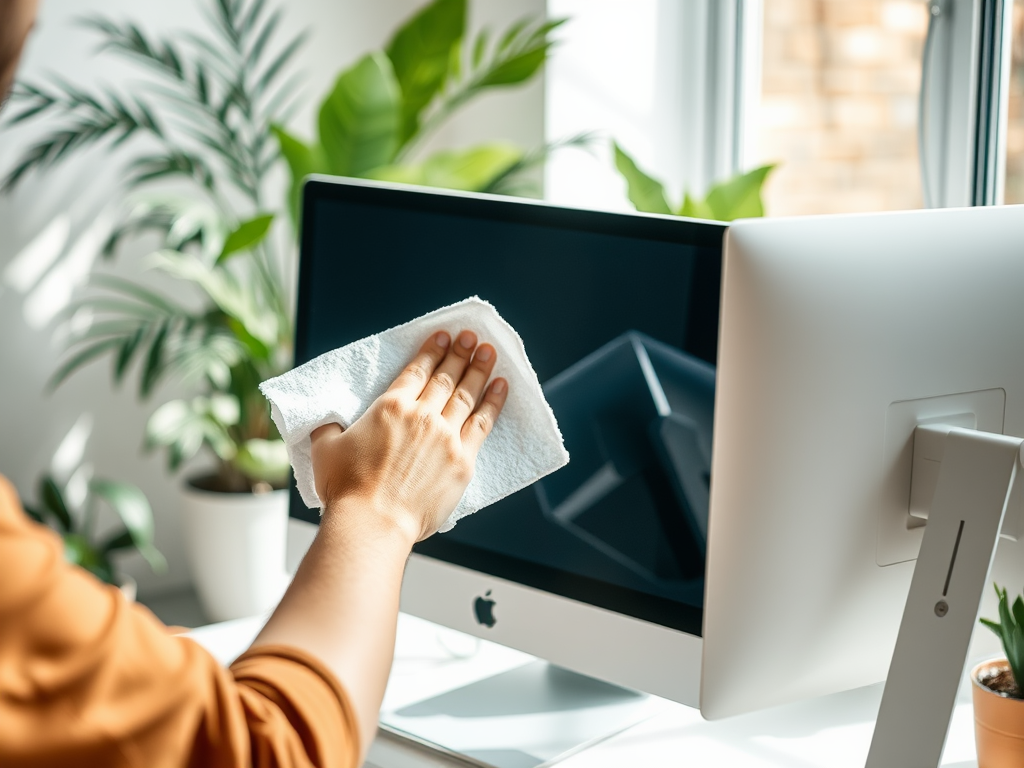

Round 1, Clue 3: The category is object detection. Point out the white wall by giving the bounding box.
[0,0,544,597]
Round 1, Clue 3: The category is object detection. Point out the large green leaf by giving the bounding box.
[475,19,564,88]
[88,479,166,573]
[64,532,112,583]
[218,213,275,263]
[272,125,327,226]
[386,0,466,147]
[318,52,402,177]
[233,438,290,485]
[146,395,239,471]
[41,476,73,533]
[150,250,278,347]
[612,142,671,215]
[678,193,715,221]
[367,143,522,192]
[700,164,775,222]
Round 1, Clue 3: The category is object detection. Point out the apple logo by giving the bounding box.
[474,590,497,628]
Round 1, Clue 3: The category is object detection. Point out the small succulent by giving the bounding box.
[979,583,1024,696]
[24,474,166,586]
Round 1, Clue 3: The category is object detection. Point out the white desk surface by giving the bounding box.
[188,612,980,768]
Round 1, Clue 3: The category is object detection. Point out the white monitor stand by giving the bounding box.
[867,425,1022,767]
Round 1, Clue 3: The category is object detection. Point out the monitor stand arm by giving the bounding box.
[866,426,1023,768]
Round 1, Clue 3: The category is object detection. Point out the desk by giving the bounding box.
[188,612,981,768]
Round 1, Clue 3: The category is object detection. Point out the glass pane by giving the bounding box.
[755,1,928,216]
[1005,0,1024,204]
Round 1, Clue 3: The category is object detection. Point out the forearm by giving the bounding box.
[250,496,417,758]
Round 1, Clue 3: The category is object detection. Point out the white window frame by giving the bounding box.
[546,0,1015,211]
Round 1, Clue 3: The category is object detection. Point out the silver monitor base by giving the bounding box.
[377,660,665,768]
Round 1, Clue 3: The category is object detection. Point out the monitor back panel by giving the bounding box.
[702,205,1024,718]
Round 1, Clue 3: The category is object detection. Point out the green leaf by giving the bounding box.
[318,52,402,177]
[150,251,278,347]
[208,393,242,426]
[367,143,522,192]
[613,142,672,215]
[482,132,594,197]
[477,45,548,87]
[22,504,45,523]
[679,192,715,221]
[49,337,127,391]
[233,438,290,485]
[90,273,187,316]
[89,479,166,573]
[41,476,73,533]
[63,533,95,567]
[701,164,775,222]
[272,125,327,226]
[1013,594,1024,631]
[146,399,192,446]
[218,213,275,263]
[476,19,565,88]
[140,320,169,397]
[999,585,1015,639]
[114,327,146,383]
[386,0,466,147]
[981,617,1004,637]
[100,529,136,553]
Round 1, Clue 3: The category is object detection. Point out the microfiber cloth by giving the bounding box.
[259,297,569,532]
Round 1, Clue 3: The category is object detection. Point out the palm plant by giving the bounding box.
[3,0,301,492]
[3,0,572,494]
[274,0,587,222]
[613,142,776,222]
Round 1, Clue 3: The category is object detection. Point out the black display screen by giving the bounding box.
[295,179,725,636]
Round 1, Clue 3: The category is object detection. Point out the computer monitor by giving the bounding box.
[295,177,1024,748]
[294,176,725,706]
[702,204,1024,720]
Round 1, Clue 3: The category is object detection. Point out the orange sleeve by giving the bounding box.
[0,475,359,768]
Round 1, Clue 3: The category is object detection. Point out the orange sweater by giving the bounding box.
[0,475,359,768]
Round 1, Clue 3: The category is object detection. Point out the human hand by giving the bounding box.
[310,330,508,543]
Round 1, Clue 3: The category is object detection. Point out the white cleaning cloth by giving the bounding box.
[260,297,569,532]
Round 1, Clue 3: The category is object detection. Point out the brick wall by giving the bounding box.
[756,0,927,216]
[1005,1,1024,204]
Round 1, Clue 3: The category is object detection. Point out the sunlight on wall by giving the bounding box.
[50,412,94,481]
[21,211,112,330]
[3,215,70,293]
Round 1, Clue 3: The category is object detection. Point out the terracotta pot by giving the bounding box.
[972,658,1024,768]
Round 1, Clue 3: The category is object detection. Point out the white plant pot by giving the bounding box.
[180,481,290,622]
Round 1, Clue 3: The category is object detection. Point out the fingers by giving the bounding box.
[387,332,451,397]
[442,342,496,424]
[419,330,477,408]
[461,378,509,456]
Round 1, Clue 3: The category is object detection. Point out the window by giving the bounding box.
[545,0,1013,215]
[754,1,929,215]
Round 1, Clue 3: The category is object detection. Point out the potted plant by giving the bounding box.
[3,0,570,621]
[24,473,166,602]
[973,583,1024,767]
[612,141,775,222]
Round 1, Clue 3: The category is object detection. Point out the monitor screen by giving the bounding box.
[295,179,725,637]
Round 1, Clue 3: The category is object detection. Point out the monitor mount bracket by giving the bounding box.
[866,425,1023,767]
